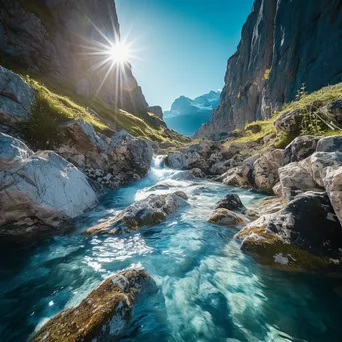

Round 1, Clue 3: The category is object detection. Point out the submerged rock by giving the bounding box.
[214,193,245,211]
[85,192,188,235]
[208,208,247,227]
[0,133,98,242]
[236,192,342,270]
[30,268,154,342]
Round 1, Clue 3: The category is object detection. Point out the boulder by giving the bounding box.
[283,135,320,164]
[165,150,207,171]
[311,151,342,225]
[57,123,153,188]
[30,268,154,342]
[252,149,284,194]
[0,133,33,169]
[321,97,342,124]
[244,197,284,220]
[236,192,342,270]
[85,192,188,235]
[214,194,245,211]
[316,136,342,153]
[208,208,247,227]
[274,109,302,135]
[0,66,35,123]
[278,157,323,202]
[0,134,98,242]
[246,123,262,133]
[220,167,248,187]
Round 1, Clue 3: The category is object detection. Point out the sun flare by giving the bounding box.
[107,41,131,65]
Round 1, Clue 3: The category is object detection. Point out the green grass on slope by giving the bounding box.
[225,82,342,149]
[18,75,187,148]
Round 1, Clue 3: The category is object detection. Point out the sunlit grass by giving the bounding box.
[224,82,342,149]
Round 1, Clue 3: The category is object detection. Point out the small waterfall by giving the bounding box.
[152,155,165,169]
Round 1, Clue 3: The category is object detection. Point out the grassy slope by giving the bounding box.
[20,75,188,147]
[225,82,342,148]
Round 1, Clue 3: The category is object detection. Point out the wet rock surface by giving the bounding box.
[30,268,154,342]
[85,192,188,236]
[0,133,98,242]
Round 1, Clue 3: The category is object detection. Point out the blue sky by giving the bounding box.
[116,0,254,110]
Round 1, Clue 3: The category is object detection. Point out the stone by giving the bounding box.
[214,193,245,211]
[0,134,98,242]
[283,135,320,164]
[236,192,342,270]
[208,208,247,227]
[310,151,342,225]
[220,167,248,187]
[274,109,302,135]
[244,197,284,220]
[30,268,154,342]
[322,97,342,124]
[57,123,153,189]
[316,136,342,153]
[253,149,284,194]
[246,123,261,133]
[0,66,35,123]
[85,192,188,235]
[0,133,33,170]
[278,157,323,202]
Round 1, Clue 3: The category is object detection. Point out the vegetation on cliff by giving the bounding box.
[225,82,342,149]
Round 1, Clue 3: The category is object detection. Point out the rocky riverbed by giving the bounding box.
[1,157,342,341]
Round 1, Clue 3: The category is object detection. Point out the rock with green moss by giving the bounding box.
[30,268,154,342]
[208,208,247,227]
[85,192,188,235]
[235,192,342,270]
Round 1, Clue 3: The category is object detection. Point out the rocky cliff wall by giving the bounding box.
[195,0,342,139]
[0,0,148,114]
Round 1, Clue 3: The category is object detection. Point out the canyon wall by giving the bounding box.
[195,0,342,139]
[0,0,148,114]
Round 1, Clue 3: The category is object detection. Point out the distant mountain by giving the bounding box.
[164,91,220,136]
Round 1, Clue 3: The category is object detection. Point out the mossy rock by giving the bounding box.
[235,225,339,271]
[208,208,247,227]
[30,269,152,342]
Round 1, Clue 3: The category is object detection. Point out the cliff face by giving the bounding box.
[0,0,148,114]
[195,0,342,139]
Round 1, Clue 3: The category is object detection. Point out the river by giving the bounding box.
[1,157,342,341]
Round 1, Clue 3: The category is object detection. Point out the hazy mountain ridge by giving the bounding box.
[164,90,220,135]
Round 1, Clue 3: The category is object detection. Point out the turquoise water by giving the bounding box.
[1,159,342,341]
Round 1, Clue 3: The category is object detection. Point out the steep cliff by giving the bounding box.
[0,0,147,114]
[195,0,342,139]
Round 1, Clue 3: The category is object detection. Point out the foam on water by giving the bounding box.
[0,157,342,341]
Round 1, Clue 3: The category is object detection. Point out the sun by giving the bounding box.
[107,41,131,65]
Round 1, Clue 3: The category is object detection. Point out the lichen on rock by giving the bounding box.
[29,268,154,342]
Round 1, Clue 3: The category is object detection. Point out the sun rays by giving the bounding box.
[76,14,140,104]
